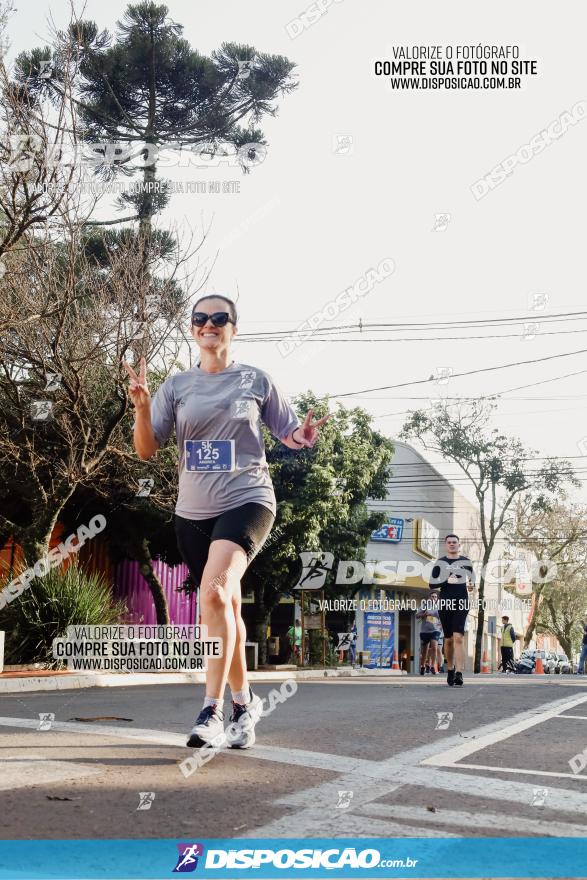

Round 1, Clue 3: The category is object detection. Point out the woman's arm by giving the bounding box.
[123,357,160,460]
[133,406,160,460]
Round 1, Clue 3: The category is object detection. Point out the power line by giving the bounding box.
[492,368,587,397]
[330,347,587,398]
[242,329,587,342]
[237,310,587,338]
[377,404,587,419]
[311,369,587,407]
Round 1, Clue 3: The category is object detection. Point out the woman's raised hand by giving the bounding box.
[122,357,151,411]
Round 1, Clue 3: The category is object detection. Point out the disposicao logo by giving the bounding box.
[203,847,382,870]
[173,843,204,873]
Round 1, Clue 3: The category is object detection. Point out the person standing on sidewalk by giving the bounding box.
[124,295,328,750]
[578,614,587,674]
[429,534,475,687]
[499,615,517,673]
[287,618,303,664]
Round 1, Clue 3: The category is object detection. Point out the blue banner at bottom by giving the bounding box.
[0,838,586,879]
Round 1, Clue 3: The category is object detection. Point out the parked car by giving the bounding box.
[515,654,535,674]
[521,649,557,673]
[555,652,573,674]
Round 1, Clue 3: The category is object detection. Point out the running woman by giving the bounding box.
[428,534,475,687]
[124,295,328,749]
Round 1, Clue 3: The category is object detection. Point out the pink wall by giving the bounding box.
[114,559,198,625]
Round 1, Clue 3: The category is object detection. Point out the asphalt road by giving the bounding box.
[1,674,587,840]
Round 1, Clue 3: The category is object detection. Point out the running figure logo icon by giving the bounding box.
[531,788,549,807]
[238,370,256,390]
[136,478,154,498]
[435,712,453,730]
[38,713,55,731]
[173,843,204,873]
[237,59,254,80]
[432,212,451,231]
[136,791,155,811]
[44,372,62,392]
[336,790,354,809]
[30,400,53,421]
[294,552,334,589]
[232,399,252,419]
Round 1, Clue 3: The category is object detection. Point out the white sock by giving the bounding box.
[203,695,223,712]
[231,687,251,706]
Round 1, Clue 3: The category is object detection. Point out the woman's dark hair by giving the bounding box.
[193,294,238,324]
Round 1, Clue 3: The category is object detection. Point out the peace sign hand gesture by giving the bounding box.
[122,357,151,411]
[293,409,330,448]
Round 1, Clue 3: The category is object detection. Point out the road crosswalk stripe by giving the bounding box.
[241,809,460,839]
[357,803,587,837]
[420,692,587,768]
[0,755,101,790]
[3,689,587,837]
[443,762,587,781]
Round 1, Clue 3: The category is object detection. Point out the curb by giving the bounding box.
[0,667,405,694]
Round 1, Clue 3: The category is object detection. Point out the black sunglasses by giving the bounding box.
[191,311,236,328]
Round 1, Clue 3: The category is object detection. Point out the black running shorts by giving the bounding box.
[438,607,469,638]
[174,502,275,588]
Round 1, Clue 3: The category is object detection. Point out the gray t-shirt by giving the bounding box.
[150,362,300,520]
[417,603,442,634]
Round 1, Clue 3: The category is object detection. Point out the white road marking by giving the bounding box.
[272,779,402,810]
[557,714,587,720]
[444,762,587,781]
[0,716,186,747]
[242,744,374,774]
[250,691,587,835]
[241,809,459,839]
[0,755,101,790]
[410,767,587,813]
[3,688,587,837]
[0,716,373,775]
[357,803,587,837]
[420,692,587,767]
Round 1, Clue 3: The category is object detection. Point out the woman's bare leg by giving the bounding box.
[199,539,248,700]
[227,588,249,695]
[452,632,465,673]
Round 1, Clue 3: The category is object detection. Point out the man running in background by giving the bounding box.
[416,590,441,675]
[429,534,475,687]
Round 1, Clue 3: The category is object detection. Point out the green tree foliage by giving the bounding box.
[14,2,297,232]
[239,393,394,662]
[508,498,587,654]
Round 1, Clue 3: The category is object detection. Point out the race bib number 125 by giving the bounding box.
[185,440,235,472]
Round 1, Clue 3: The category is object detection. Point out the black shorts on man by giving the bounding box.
[429,555,475,637]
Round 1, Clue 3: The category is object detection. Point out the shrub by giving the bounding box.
[0,563,126,666]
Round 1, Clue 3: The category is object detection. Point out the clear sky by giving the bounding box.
[5,0,587,501]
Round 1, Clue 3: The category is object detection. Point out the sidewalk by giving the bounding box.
[0,665,406,693]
